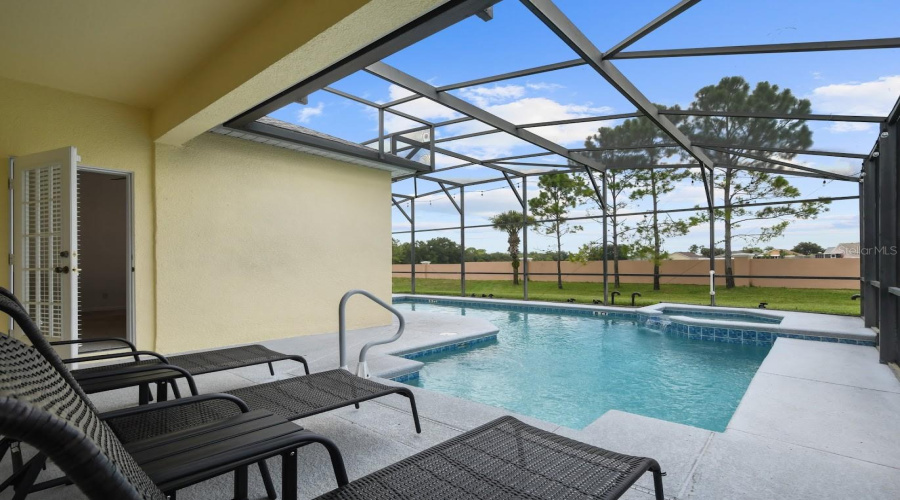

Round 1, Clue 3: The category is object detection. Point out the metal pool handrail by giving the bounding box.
[339,289,406,378]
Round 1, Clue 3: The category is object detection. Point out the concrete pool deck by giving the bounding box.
[11,311,900,499]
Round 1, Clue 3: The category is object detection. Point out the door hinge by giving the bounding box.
[8,254,13,265]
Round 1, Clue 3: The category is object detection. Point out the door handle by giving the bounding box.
[54,266,69,274]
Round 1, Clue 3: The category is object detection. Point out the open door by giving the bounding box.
[10,147,79,359]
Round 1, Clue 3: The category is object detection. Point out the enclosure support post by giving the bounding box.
[410,196,416,295]
[708,166,716,306]
[460,186,466,297]
[378,108,385,155]
[863,157,878,327]
[602,171,609,305]
[858,177,865,317]
[877,122,898,364]
[523,178,529,301]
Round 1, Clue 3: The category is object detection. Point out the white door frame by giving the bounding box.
[76,165,136,345]
[7,159,136,345]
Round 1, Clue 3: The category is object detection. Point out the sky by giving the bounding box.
[268,0,900,256]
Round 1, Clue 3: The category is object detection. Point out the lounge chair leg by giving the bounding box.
[138,383,150,405]
[170,380,182,399]
[257,460,277,500]
[156,381,168,402]
[288,355,310,375]
[0,453,42,494]
[302,436,349,487]
[651,465,665,500]
[268,362,275,376]
[234,465,248,500]
[0,438,10,464]
[398,388,422,434]
[281,450,298,500]
[11,454,44,500]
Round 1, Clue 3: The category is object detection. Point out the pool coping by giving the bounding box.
[392,294,876,347]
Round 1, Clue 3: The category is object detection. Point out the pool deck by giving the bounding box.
[13,310,900,499]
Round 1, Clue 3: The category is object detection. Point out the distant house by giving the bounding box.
[669,251,703,260]
[724,252,756,259]
[758,249,800,259]
[818,242,861,259]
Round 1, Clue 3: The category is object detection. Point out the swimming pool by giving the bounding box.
[393,300,770,432]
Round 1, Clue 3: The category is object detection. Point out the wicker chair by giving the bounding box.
[0,286,421,445]
[0,287,309,406]
[316,415,665,500]
[0,317,348,499]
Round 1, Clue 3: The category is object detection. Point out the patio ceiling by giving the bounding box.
[0,0,281,108]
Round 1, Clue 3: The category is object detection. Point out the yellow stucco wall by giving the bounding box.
[0,77,157,350]
[153,133,391,353]
[0,77,394,354]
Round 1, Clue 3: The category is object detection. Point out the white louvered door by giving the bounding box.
[11,147,79,359]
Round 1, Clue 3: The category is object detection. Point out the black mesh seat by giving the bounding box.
[67,343,309,379]
[0,287,309,405]
[316,416,665,500]
[104,368,422,443]
[0,289,348,500]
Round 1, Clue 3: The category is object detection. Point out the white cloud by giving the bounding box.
[827,121,873,134]
[375,83,615,163]
[810,75,900,116]
[526,82,564,91]
[297,102,324,123]
[459,84,526,106]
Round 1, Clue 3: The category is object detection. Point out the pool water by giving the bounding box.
[394,302,770,431]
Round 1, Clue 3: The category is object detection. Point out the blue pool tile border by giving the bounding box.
[640,315,875,347]
[398,333,499,360]
[391,371,420,383]
[394,296,876,348]
[393,296,639,320]
[659,307,782,324]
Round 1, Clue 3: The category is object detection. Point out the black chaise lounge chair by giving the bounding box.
[0,288,310,405]
[0,286,420,443]
[315,415,665,500]
[0,319,350,500]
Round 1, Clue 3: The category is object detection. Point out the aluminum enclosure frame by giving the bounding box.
[219,0,899,364]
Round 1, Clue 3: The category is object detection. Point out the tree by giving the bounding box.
[528,173,594,289]
[792,241,825,255]
[490,210,534,285]
[689,244,725,257]
[583,126,641,287]
[679,76,829,288]
[415,237,461,264]
[392,238,410,264]
[612,115,696,290]
[570,242,632,262]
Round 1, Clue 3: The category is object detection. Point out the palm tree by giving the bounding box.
[490,210,534,285]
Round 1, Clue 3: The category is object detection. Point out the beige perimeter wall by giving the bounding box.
[393,258,860,289]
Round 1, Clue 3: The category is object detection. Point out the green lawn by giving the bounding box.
[392,278,861,316]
